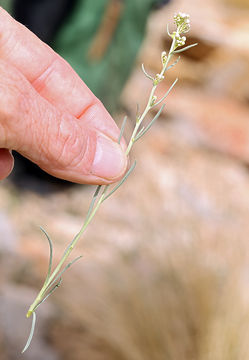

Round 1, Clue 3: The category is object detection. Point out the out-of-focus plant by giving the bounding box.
[22,12,197,353]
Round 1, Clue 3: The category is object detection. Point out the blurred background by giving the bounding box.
[1,0,249,359]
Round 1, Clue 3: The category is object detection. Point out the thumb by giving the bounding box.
[0,61,127,184]
[0,149,14,180]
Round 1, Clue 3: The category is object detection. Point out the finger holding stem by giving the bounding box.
[26,14,188,319]
[23,12,198,353]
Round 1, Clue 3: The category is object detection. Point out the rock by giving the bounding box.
[159,86,249,163]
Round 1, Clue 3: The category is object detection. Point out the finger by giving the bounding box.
[0,61,127,184]
[0,7,123,144]
[0,149,14,180]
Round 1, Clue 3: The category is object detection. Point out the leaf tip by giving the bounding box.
[22,311,37,353]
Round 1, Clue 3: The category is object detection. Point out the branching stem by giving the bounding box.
[125,38,176,156]
[26,30,177,320]
[23,12,197,352]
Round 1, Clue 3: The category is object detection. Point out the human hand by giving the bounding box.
[0,7,127,184]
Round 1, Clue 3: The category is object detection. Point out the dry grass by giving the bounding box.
[49,238,249,360]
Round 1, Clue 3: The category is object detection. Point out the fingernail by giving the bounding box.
[91,133,127,180]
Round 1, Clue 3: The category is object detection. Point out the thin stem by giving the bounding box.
[125,37,176,157]
[26,186,109,317]
[153,78,178,108]
[26,27,178,319]
[23,15,197,353]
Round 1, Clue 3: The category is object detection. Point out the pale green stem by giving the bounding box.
[125,37,176,156]
[26,186,109,317]
[26,33,178,319]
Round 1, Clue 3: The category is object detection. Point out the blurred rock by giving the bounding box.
[160,87,249,163]
[0,284,58,360]
[223,0,249,8]
[0,212,17,254]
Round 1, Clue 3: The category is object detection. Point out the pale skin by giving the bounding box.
[0,7,127,184]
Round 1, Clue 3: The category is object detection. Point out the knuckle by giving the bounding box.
[56,118,85,167]
[46,115,90,171]
[0,62,31,145]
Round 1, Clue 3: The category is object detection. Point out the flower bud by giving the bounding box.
[161,51,167,64]
[151,95,157,106]
[153,73,165,86]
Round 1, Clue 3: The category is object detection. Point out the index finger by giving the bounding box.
[0,7,121,141]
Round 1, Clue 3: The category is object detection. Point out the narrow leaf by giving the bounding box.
[62,185,102,258]
[85,185,102,222]
[34,279,62,311]
[35,256,82,313]
[135,104,165,141]
[136,103,140,119]
[135,126,145,140]
[39,227,53,285]
[166,56,180,71]
[173,43,198,54]
[102,161,137,201]
[48,256,83,290]
[22,312,36,353]
[154,78,178,107]
[166,23,171,37]
[141,63,154,81]
[118,116,127,144]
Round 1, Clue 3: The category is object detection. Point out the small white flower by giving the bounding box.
[174,12,191,33]
[161,51,167,64]
[154,73,165,85]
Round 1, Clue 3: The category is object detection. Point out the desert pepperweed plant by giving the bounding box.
[22,12,197,353]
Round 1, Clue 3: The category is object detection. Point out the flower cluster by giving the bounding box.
[153,73,165,86]
[172,32,186,47]
[169,12,191,49]
[173,12,190,33]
